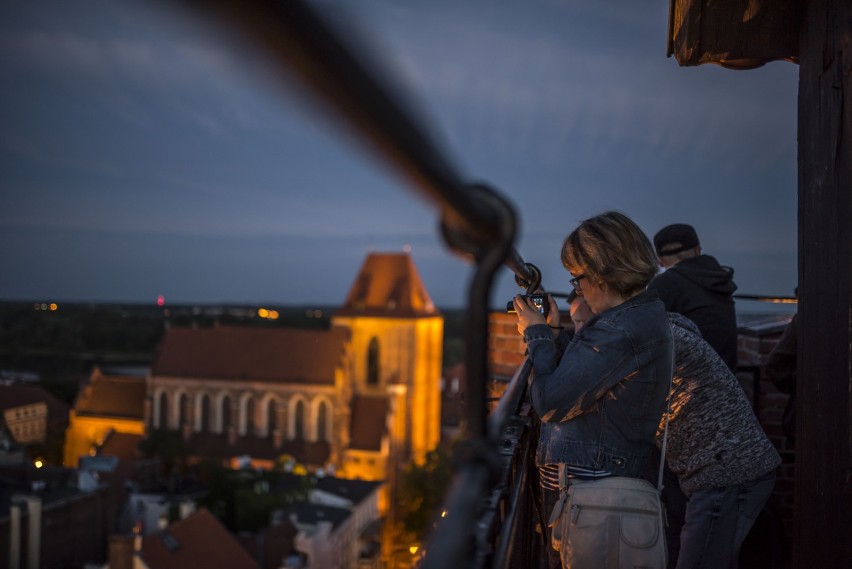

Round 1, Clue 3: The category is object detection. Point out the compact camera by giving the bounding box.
[506,294,549,317]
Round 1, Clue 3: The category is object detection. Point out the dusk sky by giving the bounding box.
[1,0,799,311]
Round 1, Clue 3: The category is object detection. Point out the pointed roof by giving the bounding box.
[152,326,349,384]
[335,252,440,318]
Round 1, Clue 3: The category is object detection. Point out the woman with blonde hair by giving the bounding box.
[513,211,673,569]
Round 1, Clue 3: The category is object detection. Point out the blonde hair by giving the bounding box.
[561,211,658,297]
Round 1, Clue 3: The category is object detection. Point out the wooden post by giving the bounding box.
[795,0,852,566]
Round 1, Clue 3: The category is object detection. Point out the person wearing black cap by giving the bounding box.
[647,223,739,372]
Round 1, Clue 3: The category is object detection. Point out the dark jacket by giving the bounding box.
[525,290,673,481]
[646,254,738,371]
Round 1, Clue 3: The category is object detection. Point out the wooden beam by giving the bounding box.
[795,0,852,566]
[668,0,799,69]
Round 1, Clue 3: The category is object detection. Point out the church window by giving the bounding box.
[200,395,210,433]
[245,398,255,436]
[294,400,305,440]
[178,394,188,429]
[221,396,232,433]
[317,401,329,442]
[266,399,277,437]
[367,337,380,386]
[158,392,169,429]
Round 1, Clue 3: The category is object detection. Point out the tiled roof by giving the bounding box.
[0,384,70,422]
[348,395,389,451]
[140,508,259,569]
[75,369,146,419]
[152,325,349,383]
[335,252,440,317]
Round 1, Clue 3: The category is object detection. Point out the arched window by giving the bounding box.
[178,393,188,429]
[158,392,169,429]
[317,401,330,442]
[221,396,232,433]
[367,337,380,386]
[294,400,305,440]
[266,399,277,437]
[245,398,255,437]
[200,394,210,433]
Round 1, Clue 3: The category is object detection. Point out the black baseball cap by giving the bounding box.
[654,224,699,256]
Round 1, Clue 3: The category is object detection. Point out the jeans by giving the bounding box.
[661,466,688,569]
[676,470,776,569]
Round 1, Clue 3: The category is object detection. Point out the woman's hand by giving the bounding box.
[513,294,548,335]
[545,294,560,329]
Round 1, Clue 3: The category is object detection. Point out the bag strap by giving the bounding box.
[656,341,675,492]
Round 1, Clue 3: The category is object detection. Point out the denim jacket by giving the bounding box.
[525,289,673,480]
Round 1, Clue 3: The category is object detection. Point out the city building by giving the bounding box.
[145,252,443,483]
[64,367,147,468]
[0,384,69,447]
[0,464,113,569]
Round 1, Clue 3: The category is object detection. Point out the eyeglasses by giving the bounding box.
[569,274,586,294]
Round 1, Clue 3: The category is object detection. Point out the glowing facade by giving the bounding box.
[64,368,146,467]
[143,252,443,481]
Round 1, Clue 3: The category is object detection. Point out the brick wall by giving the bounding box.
[737,315,796,556]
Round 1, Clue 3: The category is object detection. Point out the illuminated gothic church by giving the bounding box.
[144,251,443,481]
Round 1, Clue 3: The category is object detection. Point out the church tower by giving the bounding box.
[332,252,443,466]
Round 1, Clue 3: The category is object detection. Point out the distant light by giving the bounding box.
[441,510,447,518]
[267,310,279,320]
[403,243,412,253]
[409,546,419,555]
[34,458,44,469]
[40,303,47,310]
[314,309,323,318]
[258,308,269,318]
[157,295,165,307]
[49,303,58,311]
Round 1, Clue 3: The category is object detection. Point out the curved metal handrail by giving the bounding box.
[168,1,550,567]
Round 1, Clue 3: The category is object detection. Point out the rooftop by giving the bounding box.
[335,252,440,318]
[152,325,349,383]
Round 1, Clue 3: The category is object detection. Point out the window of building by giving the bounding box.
[158,392,169,429]
[245,398,255,437]
[221,396,232,433]
[294,400,305,440]
[200,394,210,433]
[367,337,380,386]
[266,399,277,437]
[178,393,188,429]
[317,401,329,442]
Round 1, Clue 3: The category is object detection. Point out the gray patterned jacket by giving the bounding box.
[661,313,781,494]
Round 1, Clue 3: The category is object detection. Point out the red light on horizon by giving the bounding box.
[157,295,165,307]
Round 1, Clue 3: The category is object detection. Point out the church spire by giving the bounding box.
[335,252,439,317]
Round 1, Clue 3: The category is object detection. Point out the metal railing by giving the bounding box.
[169,1,553,567]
